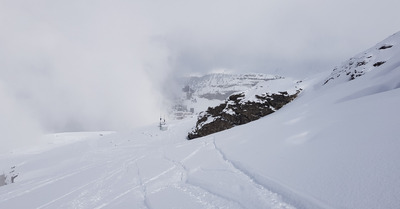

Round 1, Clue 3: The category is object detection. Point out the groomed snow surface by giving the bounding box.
[1,33,400,208]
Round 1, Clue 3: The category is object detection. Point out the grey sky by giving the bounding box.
[159,0,400,77]
[0,0,399,151]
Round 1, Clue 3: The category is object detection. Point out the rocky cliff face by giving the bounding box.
[188,79,302,139]
[185,73,283,100]
[170,73,285,119]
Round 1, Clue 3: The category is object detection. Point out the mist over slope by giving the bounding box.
[0,32,399,209]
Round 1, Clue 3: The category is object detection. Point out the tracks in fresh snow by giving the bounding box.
[0,163,101,202]
[0,132,298,209]
[36,155,145,209]
[210,138,295,209]
[93,141,231,209]
[161,143,244,208]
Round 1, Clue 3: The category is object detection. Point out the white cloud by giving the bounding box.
[0,0,399,151]
[0,82,43,153]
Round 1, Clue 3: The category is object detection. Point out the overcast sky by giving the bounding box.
[1,0,399,151]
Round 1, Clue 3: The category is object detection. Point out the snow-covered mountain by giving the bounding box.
[184,73,283,100]
[1,32,400,209]
[171,73,288,118]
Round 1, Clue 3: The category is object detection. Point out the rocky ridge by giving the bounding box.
[323,32,399,85]
[171,73,285,119]
[188,79,302,139]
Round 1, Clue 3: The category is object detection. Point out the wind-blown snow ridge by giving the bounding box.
[211,138,295,209]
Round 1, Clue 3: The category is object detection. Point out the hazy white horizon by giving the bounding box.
[1,0,399,151]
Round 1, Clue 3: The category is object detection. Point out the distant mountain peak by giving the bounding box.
[169,73,290,119]
[184,73,284,100]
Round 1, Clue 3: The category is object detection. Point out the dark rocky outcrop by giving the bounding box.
[373,61,386,67]
[378,45,393,50]
[187,90,301,140]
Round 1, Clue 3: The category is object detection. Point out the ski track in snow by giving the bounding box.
[36,155,146,209]
[210,138,295,209]
[161,143,245,209]
[0,163,102,202]
[0,128,297,209]
[93,141,226,209]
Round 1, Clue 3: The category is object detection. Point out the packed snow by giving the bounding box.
[1,32,400,208]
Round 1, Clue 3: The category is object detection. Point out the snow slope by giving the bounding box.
[323,31,400,85]
[0,121,296,209]
[214,32,400,209]
[1,32,400,209]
